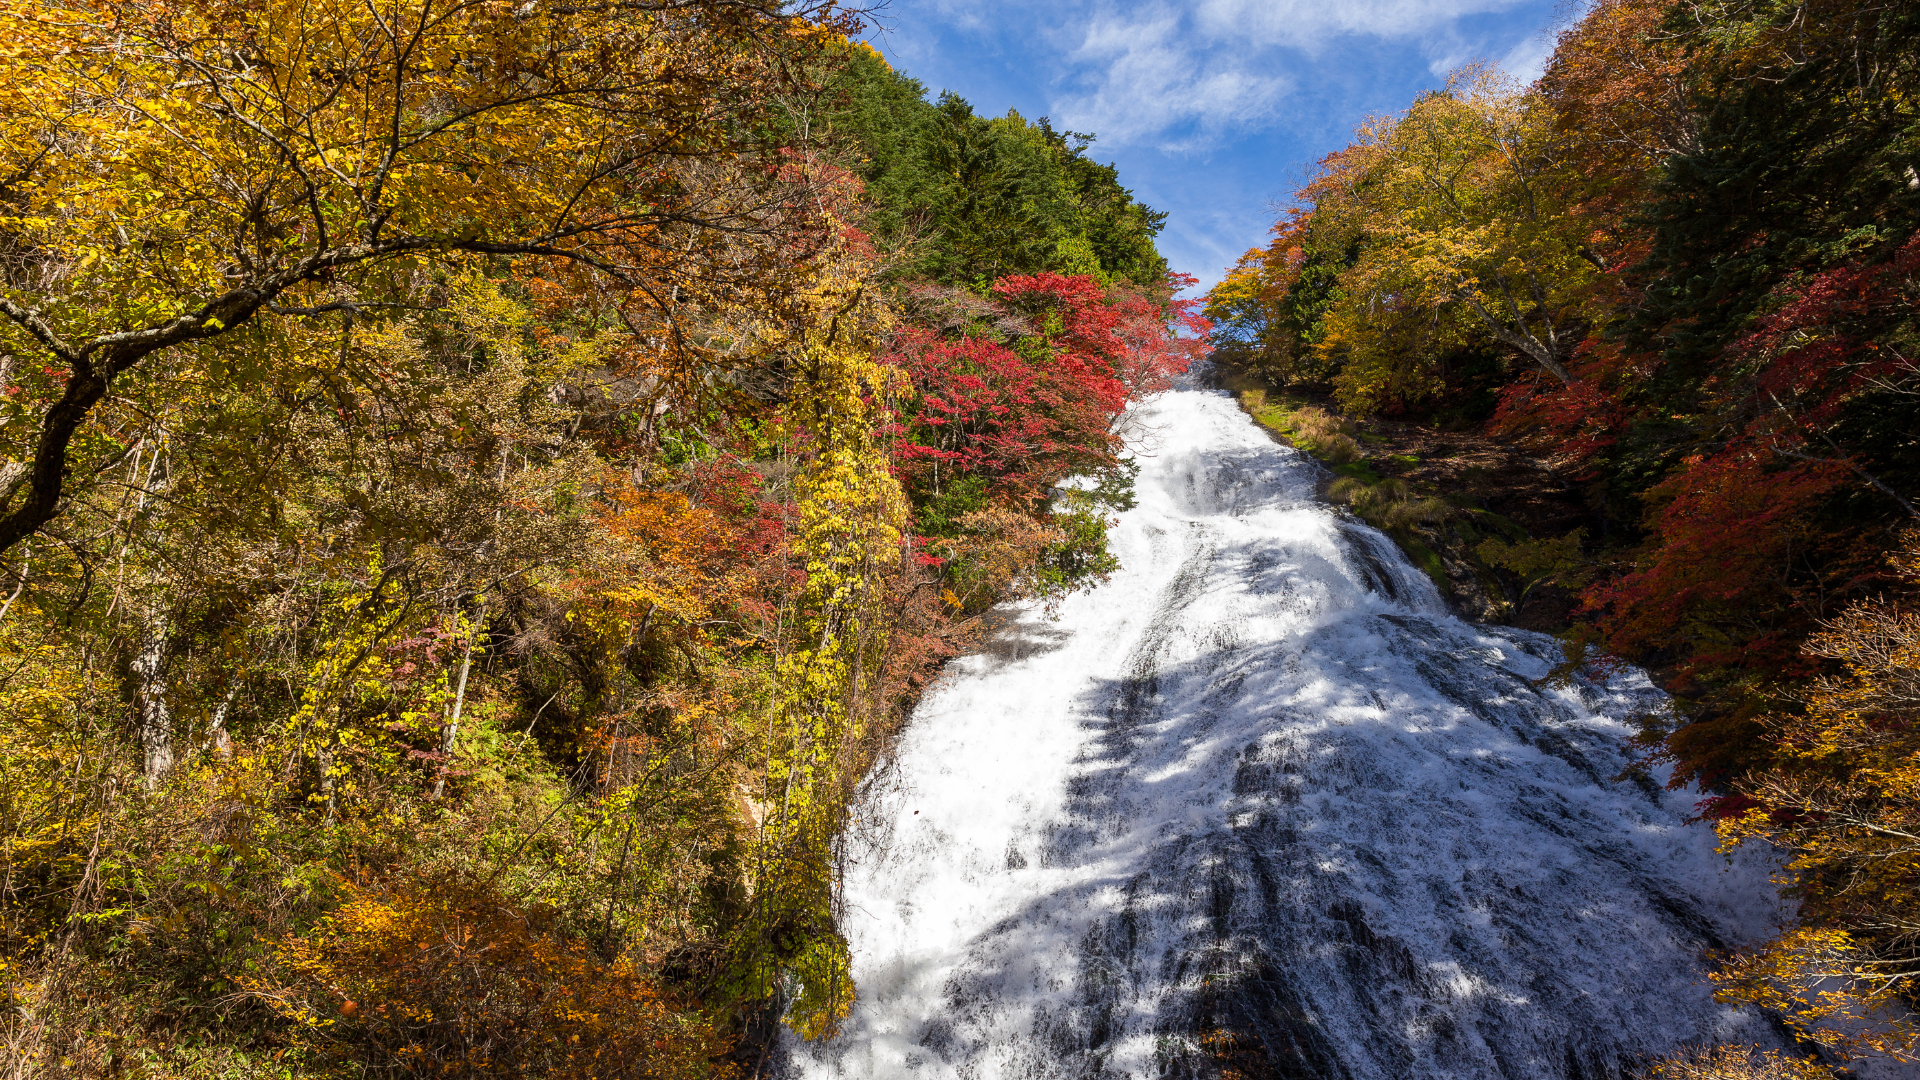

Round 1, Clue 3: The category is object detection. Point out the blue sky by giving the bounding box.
[861,0,1582,291]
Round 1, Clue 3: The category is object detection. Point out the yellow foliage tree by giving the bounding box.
[0,0,826,555]
[714,240,907,1038]
[1308,66,1603,412]
[1709,532,1920,1062]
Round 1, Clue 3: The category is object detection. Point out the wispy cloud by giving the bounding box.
[1192,0,1524,48]
[1495,19,1562,82]
[1054,6,1292,149]
[1042,0,1533,151]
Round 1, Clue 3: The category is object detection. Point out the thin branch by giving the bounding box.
[0,544,28,624]
[0,300,79,364]
[1769,445,1920,520]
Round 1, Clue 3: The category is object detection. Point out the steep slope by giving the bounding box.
[789,387,1789,1079]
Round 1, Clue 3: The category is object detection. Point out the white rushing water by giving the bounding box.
[789,386,1793,1080]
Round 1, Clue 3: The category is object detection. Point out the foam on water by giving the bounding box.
[787,388,1791,1079]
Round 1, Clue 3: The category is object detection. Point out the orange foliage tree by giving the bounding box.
[258,873,740,1079]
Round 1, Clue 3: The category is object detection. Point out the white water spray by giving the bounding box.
[789,387,1790,1079]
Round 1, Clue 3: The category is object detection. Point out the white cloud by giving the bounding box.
[1192,0,1521,49]
[1497,30,1554,82]
[1030,0,1537,151]
[1053,6,1292,148]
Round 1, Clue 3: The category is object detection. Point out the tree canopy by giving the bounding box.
[1209,0,1920,1068]
[0,3,1195,1075]
[820,45,1168,287]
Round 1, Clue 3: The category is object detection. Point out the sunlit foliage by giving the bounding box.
[0,0,1198,1072]
[1212,0,1920,1066]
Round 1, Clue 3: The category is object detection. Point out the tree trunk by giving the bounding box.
[130,606,174,787]
[431,601,485,800]
[1458,285,1575,384]
[207,684,237,757]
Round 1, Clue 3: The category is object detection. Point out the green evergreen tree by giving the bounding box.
[822,46,1168,287]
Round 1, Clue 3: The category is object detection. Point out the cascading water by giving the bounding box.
[787,386,1792,1079]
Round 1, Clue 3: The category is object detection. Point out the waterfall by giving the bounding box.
[788,387,1790,1080]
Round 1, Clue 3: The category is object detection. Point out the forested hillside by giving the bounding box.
[0,2,1200,1075]
[1209,0,1920,1068]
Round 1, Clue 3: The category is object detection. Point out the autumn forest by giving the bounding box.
[0,0,1200,1073]
[1210,0,1920,1072]
[0,0,1915,1076]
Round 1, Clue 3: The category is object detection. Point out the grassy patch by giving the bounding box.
[1239,388,1366,464]
[1463,507,1529,542]
[1391,529,1451,592]
[1230,384,1589,626]
[1239,388,1462,593]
